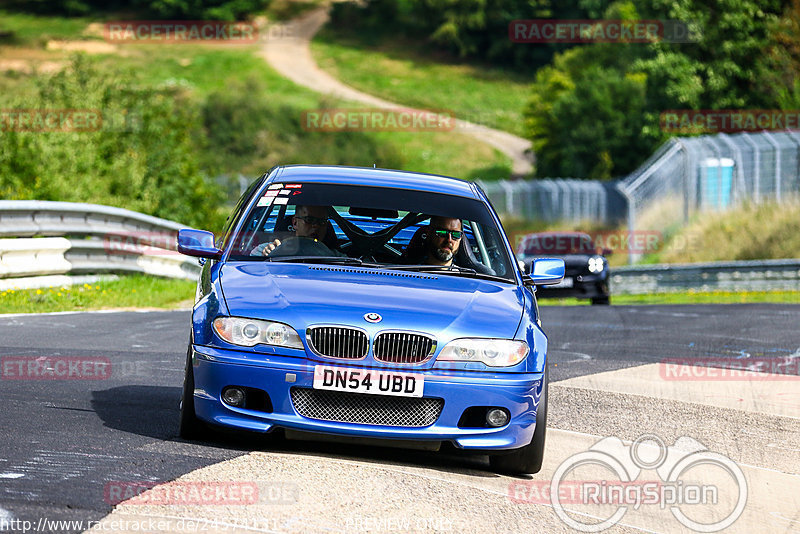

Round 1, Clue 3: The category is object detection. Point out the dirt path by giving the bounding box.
[260,7,534,177]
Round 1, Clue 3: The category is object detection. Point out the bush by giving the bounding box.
[0,55,226,231]
[1,0,271,20]
[135,0,271,20]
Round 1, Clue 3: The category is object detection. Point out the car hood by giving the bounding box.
[219,262,525,340]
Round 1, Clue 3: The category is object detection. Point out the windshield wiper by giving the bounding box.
[265,256,389,268]
[380,264,475,273]
[382,264,512,282]
[266,256,368,265]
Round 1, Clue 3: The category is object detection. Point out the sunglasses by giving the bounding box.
[433,229,463,240]
[294,215,328,226]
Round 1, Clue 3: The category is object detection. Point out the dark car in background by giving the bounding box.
[517,232,610,305]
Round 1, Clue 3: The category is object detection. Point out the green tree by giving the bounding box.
[756,0,800,107]
[1,0,271,19]
[524,0,785,178]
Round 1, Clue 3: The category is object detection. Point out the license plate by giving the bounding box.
[313,366,424,398]
[550,276,573,288]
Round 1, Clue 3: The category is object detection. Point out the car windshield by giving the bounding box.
[520,233,595,255]
[227,181,516,282]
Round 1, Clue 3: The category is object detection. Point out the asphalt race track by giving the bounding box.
[0,305,798,533]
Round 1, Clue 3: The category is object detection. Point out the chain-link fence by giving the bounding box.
[618,130,800,262]
[481,130,800,263]
[478,178,626,224]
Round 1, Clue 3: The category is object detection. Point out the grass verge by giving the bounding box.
[0,275,195,313]
[0,10,95,46]
[312,29,533,138]
[264,0,324,21]
[643,198,800,264]
[538,290,800,306]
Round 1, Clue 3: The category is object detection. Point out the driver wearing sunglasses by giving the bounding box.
[424,216,463,266]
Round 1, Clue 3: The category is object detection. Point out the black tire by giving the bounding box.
[591,296,610,305]
[179,345,204,440]
[490,366,549,475]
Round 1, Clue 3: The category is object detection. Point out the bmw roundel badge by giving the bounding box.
[364,312,382,323]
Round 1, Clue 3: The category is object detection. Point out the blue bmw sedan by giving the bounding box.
[177,165,564,474]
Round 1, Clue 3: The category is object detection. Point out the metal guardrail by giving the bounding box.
[610,259,800,294]
[0,201,200,283]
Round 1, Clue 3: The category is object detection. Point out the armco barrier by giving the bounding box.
[610,259,800,294]
[0,201,200,282]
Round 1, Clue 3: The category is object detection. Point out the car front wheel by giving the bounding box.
[489,366,549,475]
[179,345,204,440]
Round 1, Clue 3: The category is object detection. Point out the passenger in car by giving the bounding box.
[252,205,341,256]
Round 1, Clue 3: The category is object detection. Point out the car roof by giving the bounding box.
[271,165,479,198]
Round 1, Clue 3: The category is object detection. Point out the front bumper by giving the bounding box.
[191,345,545,451]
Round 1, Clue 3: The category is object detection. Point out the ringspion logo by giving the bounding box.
[513,434,747,532]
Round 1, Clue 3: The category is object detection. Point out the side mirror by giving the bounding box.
[523,258,565,286]
[177,229,221,259]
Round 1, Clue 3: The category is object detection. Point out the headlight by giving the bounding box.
[438,339,529,367]
[588,256,605,273]
[212,317,304,349]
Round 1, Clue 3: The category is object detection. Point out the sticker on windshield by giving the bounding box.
[257,197,274,207]
[284,184,302,188]
[268,184,282,189]
[274,197,289,205]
